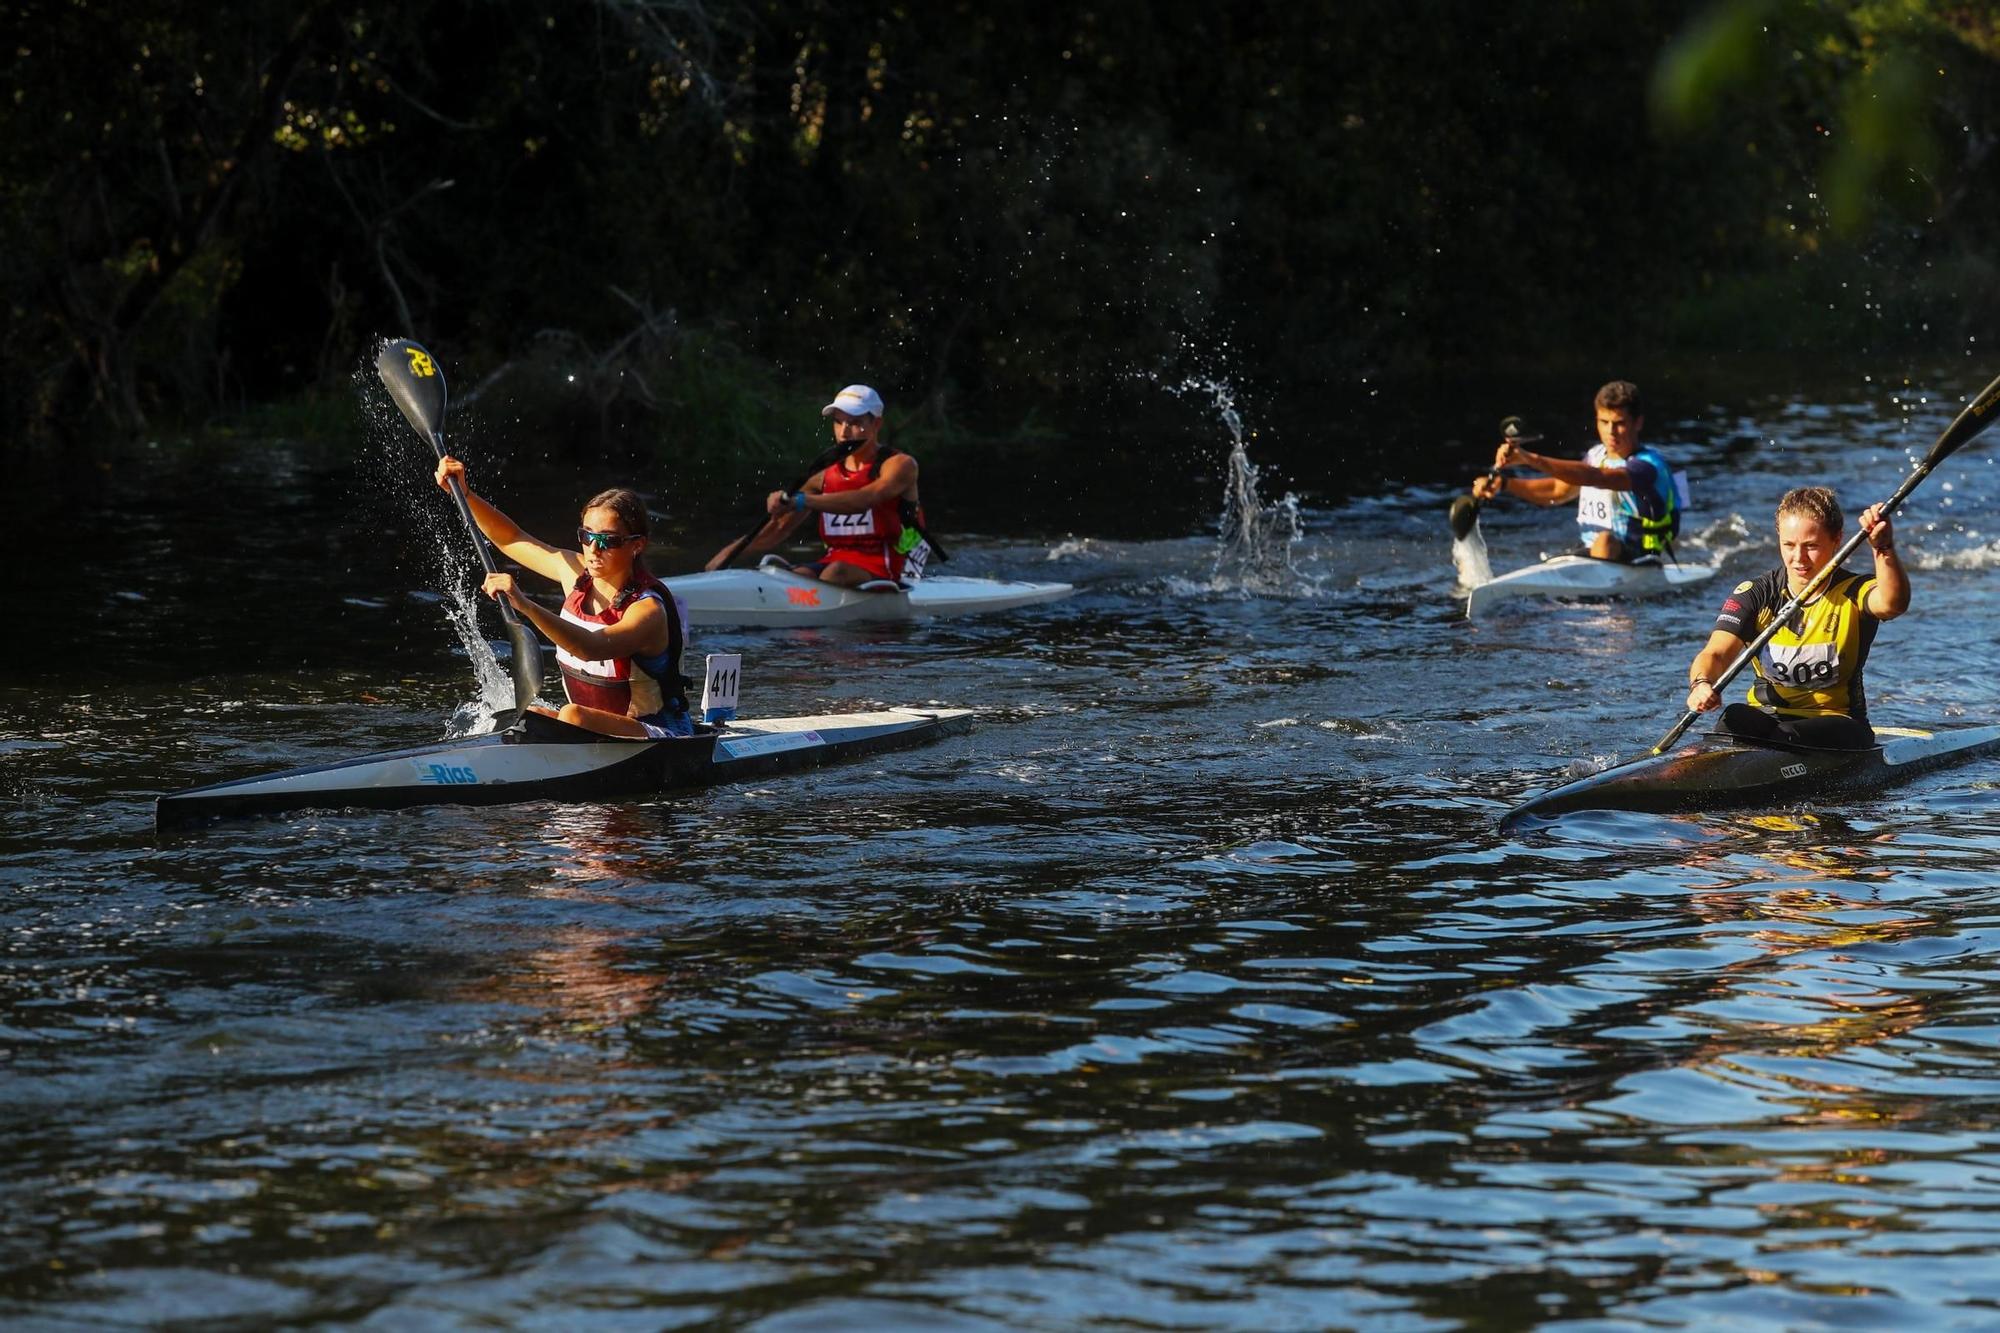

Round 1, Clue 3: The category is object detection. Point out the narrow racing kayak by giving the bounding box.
[156,706,972,827]
[670,558,1073,627]
[1501,722,2000,828]
[1467,554,1716,618]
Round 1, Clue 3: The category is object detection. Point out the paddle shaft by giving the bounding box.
[1652,370,2000,754]
[428,429,509,582]
[373,337,544,714]
[429,429,546,710]
[706,444,849,572]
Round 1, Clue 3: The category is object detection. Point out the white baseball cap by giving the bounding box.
[821,384,885,418]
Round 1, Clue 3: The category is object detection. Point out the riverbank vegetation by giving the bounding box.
[7,0,1999,465]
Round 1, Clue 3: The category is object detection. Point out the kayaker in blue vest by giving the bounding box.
[1683,485,1907,749]
[1470,380,1682,562]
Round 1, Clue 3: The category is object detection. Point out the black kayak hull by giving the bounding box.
[156,707,973,828]
[1502,723,2000,828]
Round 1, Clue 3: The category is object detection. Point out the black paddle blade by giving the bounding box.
[375,338,448,446]
[501,615,545,713]
[1447,493,1481,541]
[1924,370,2000,468]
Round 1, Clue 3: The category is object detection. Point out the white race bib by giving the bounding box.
[900,540,930,585]
[1761,640,1840,689]
[821,509,878,539]
[1576,487,1618,531]
[700,653,741,723]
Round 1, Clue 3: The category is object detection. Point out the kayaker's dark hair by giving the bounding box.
[1595,380,1642,416]
[582,488,653,569]
[1777,485,1842,534]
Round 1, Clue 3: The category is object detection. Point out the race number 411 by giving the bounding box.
[701,654,741,724]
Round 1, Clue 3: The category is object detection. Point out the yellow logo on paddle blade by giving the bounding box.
[404,347,437,378]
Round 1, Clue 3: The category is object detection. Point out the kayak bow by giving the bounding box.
[1501,722,2000,828]
[156,706,972,828]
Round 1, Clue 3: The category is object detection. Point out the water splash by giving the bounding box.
[427,539,524,736]
[1452,525,1493,591]
[1173,378,1315,597]
[1687,511,1758,566]
[352,357,531,733]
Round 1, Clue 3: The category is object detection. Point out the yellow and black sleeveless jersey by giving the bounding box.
[1714,567,1880,721]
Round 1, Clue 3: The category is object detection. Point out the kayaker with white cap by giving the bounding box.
[750,383,930,587]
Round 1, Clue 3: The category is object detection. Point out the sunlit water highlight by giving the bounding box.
[10,375,2000,1327]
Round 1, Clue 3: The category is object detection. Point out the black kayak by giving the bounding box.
[1501,723,2000,828]
[156,706,972,828]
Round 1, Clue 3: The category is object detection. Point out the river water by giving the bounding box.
[10,373,2000,1328]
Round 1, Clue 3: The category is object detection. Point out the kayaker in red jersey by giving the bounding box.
[749,384,930,587]
[1683,485,1908,749]
[434,456,693,738]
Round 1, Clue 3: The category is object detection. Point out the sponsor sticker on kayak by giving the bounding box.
[716,730,824,761]
[421,762,479,785]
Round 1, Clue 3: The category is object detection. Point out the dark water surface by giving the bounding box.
[11,376,2000,1328]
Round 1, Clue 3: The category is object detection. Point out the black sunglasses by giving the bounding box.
[577,527,639,552]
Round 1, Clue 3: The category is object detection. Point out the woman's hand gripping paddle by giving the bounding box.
[1651,369,2000,755]
[374,337,544,718]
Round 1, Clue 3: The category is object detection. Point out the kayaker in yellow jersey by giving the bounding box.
[1683,485,1908,749]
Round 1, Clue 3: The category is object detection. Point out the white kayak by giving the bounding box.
[1466,554,1717,618]
[157,707,973,826]
[669,557,1074,627]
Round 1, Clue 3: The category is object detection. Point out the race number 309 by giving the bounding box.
[1762,642,1839,688]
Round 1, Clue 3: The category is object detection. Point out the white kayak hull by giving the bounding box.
[156,707,973,827]
[669,565,1074,627]
[1467,555,1716,618]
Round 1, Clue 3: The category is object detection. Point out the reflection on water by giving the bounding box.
[10,378,2000,1325]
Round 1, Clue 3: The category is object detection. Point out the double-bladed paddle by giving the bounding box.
[1651,369,2000,755]
[374,337,545,717]
[1448,416,1543,540]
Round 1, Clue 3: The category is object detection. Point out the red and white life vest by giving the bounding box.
[817,456,909,581]
[555,570,688,717]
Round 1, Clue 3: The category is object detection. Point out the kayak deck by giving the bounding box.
[1467,554,1716,618]
[669,562,1074,627]
[155,707,973,828]
[1501,722,2000,827]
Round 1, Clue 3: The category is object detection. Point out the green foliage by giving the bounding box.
[7,0,2000,458]
[1651,0,2000,237]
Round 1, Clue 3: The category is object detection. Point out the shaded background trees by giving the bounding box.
[6,0,1999,457]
